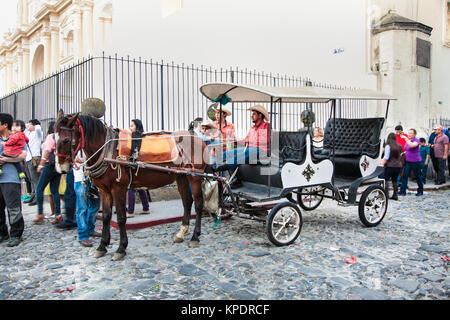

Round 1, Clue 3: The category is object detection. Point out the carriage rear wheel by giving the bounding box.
[296,186,324,211]
[266,202,302,247]
[213,184,234,220]
[358,185,388,227]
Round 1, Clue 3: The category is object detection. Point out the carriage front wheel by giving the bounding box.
[266,202,303,247]
[358,185,388,227]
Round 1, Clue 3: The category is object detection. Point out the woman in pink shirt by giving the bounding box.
[32,121,63,225]
[212,106,237,152]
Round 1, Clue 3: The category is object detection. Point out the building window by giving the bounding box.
[66,30,74,57]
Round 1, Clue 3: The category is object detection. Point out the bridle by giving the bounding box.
[55,118,85,168]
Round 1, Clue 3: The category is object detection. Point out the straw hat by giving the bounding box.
[248,105,270,122]
[212,104,232,117]
[201,120,217,129]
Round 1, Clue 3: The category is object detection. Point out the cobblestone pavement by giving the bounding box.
[0,189,448,300]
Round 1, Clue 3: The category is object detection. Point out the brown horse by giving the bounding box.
[54,113,208,261]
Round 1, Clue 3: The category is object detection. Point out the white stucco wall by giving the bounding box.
[102,0,377,90]
[369,0,450,133]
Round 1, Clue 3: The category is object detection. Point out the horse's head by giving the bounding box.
[54,112,81,174]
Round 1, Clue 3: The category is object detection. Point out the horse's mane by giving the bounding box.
[77,115,107,141]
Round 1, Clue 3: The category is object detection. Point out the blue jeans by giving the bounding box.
[419,162,428,184]
[400,161,423,194]
[36,163,61,216]
[222,147,262,170]
[63,171,76,224]
[75,181,100,241]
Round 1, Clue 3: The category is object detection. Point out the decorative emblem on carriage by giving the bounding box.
[361,156,369,172]
[302,164,315,182]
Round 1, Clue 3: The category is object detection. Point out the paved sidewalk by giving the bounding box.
[0,186,448,300]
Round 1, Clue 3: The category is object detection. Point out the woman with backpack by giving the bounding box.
[32,121,63,225]
[380,132,403,200]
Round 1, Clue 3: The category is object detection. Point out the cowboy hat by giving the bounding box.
[212,104,232,117]
[248,105,270,122]
[201,120,217,129]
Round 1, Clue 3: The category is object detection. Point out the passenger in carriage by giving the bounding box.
[312,126,324,148]
[211,105,236,152]
[199,120,220,165]
[213,105,272,188]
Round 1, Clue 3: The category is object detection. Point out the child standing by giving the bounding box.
[0,120,28,179]
[419,138,430,185]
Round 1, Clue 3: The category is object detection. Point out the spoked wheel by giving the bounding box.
[266,202,303,247]
[296,186,325,211]
[213,185,234,220]
[358,185,388,227]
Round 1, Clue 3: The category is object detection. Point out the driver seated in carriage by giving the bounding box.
[212,105,272,188]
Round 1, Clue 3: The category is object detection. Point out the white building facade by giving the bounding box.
[0,0,112,93]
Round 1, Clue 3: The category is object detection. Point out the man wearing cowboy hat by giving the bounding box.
[216,105,272,188]
[212,105,236,152]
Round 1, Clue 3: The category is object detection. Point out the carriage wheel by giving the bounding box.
[213,185,234,220]
[297,186,324,211]
[266,202,302,247]
[358,185,388,227]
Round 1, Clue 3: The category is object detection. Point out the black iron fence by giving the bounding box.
[0,53,367,137]
[430,117,450,130]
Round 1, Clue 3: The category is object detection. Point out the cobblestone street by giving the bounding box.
[0,189,448,300]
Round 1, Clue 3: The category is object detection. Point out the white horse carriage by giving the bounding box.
[200,82,395,246]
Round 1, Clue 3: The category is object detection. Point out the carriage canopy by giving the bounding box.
[200,82,396,104]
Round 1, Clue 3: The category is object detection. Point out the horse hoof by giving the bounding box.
[94,250,107,259]
[173,236,184,243]
[112,252,126,261]
[189,240,200,248]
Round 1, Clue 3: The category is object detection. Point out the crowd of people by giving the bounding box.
[0,113,152,248]
[381,125,449,199]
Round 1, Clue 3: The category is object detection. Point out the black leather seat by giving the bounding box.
[237,131,307,186]
[314,118,384,178]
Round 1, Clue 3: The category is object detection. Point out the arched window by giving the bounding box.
[65,30,74,58]
[32,44,44,81]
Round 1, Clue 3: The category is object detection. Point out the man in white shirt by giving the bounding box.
[73,151,101,247]
[24,120,42,205]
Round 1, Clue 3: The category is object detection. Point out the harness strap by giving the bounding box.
[73,118,85,158]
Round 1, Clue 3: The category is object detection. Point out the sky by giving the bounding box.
[0,0,18,40]
[0,0,377,91]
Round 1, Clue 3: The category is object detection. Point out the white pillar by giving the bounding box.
[43,32,52,75]
[73,10,83,60]
[23,48,30,85]
[7,58,13,92]
[19,0,24,26]
[23,0,29,25]
[82,2,94,56]
[18,50,23,86]
[51,27,60,71]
